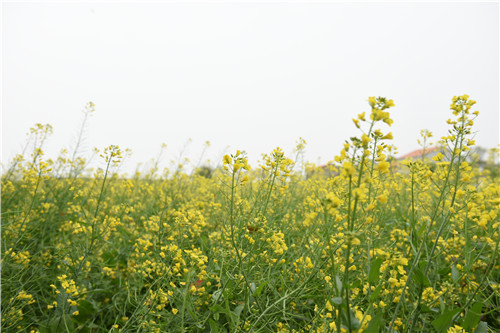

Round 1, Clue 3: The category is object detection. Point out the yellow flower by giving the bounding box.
[376,161,390,174]
[383,117,394,126]
[388,277,398,287]
[382,132,393,140]
[353,187,366,200]
[447,325,466,333]
[326,192,341,208]
[433,153,444,161]
[241,174,250,185]
[342,162,356,178]
[223,155,232,165]
[325,300,333,311]
[377,194,388,204]
[368,96,377,107]
[233,162,243,172]
[361,134,371,146]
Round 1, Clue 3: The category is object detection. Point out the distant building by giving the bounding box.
[398,146,441,161]
[397,146,490,169]
[305,163,338,179]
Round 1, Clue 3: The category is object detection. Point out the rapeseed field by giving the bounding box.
[1,96,498,332]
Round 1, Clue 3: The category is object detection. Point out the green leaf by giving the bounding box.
[364,312,383,333]
[474,321,488,333]
[335,276,343,294]
[74,300,96,323]
[369,284,382,302]
[368,258,384,283]
[462,302,483,331]
[186,304,199,322]
[451,264,460,284]
[253,281,268,297]
[417,223,426,237]
[76,220,91,226]
[199,233,210,253]
[102,251,117,265]
[209,304,224,318]
[209,319,221,332]
[438,267,450,276]
[212,289,223,302]
[419,303,433,314]
[39,317,59,333]
[432,308,461,333]
[348,309,361,330]
[331,297,343,305]
[351,279,362,289]
[412,268,430,287]
[116,224,132,237]
[249,282,256,294]
[225,299,234,326]
[233,303,245,321]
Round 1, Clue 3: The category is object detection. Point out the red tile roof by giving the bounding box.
[398,146,441,160]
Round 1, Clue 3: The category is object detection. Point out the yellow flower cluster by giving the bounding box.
[1,96,498,332]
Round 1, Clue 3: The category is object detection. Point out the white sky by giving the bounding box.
[2,1,499,174]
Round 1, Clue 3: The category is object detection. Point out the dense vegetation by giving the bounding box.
[1,96,498,332]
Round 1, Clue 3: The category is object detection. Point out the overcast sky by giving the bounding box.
[2,1,499,174]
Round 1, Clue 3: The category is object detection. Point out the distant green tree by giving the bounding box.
[195,165,214,178]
